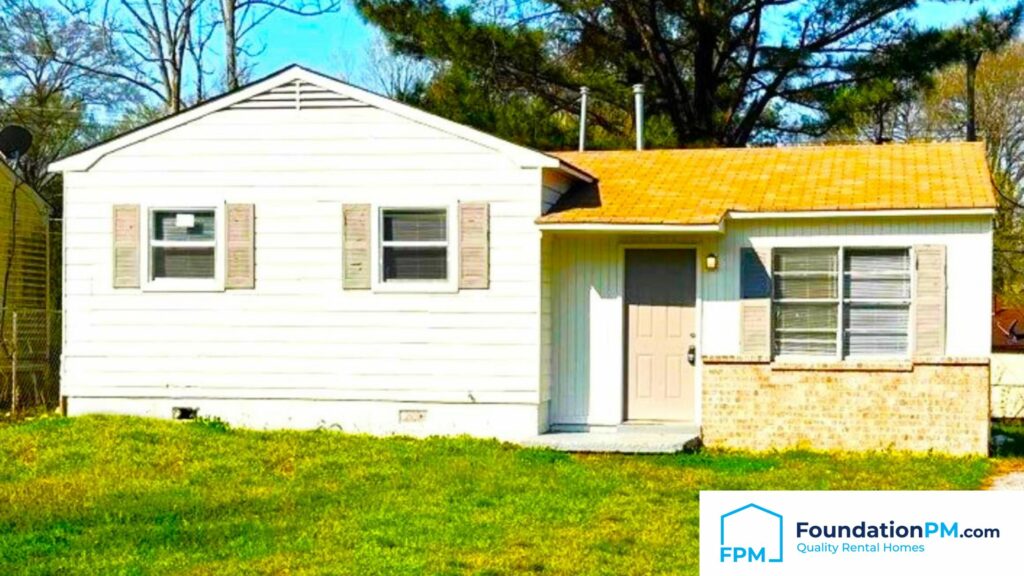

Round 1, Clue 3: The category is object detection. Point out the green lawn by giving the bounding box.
[0,416,992,575]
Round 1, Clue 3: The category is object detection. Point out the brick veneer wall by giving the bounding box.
[701,357,990,455]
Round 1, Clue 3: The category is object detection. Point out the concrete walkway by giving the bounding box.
[520,424,700,454]
[989,472,1024,490]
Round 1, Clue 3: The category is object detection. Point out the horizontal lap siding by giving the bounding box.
[62,106,543,404]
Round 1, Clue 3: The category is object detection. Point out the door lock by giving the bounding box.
[687,344,696,366]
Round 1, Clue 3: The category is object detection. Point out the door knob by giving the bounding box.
[687,344,696,366]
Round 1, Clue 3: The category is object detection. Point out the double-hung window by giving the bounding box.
[380,209,448,282]
[772,247,911,359]
[149,209,217,283]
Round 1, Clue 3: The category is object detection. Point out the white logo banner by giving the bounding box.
[700,491,1023,575]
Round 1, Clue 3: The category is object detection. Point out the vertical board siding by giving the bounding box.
[548,216,992,426]
[706,217,991,358]
[62,102,545,407]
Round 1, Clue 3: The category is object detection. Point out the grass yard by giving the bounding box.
[0,416,993,575]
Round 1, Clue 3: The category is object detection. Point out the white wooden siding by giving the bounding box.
[546,216,992,426]
[62,102,546,430]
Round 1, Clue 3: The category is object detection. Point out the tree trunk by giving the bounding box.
[222,0,238,90]
[966,55,979,142]
[692,20,717,144]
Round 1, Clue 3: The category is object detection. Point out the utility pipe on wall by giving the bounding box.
[633,84,644,151]
[578,86,589,152]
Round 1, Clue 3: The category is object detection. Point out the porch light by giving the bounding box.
[705,253,718,271]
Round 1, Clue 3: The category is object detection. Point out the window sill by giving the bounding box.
[371,281,458,294]
[770,360,913,372]
[143,279,224,293]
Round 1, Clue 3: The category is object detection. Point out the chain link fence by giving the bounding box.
[0,308,61,412]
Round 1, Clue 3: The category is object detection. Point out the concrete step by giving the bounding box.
[617,421,700,436]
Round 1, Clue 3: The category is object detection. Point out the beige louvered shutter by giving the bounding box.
[112,204,140,288]
[459,202,489,289]
[913,245,946,357]
[225,204,255,289]
[739,247,772,357]
[343,204,371,289]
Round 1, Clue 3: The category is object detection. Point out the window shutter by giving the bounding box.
[112,204,140,288]
[740,247,771,356]
[343,204,371,289]
[913,244,946,356]
[225,204,255,289]
[459,202,489,289]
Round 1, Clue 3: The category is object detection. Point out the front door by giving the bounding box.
[624,249,697,421]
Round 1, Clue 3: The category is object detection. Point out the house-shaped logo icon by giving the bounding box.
[719,503,783,563]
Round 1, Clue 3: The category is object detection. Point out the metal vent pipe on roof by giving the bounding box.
[633,84,644,151]
[578,87,589,152]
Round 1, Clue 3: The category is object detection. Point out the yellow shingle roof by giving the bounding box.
[540,142,996,225]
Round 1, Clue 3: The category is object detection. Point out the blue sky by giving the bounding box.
[252,0,1021,84]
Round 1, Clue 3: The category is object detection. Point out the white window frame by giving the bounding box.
[370,204,458,294]
[140,204,226,292]
[771,245,914,362]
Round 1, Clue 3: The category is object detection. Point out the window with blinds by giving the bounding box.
[773,248,839,356]
[150,209,216,279]
[843,249,911,356]
[771,247,911,359]
[381,209,448,281]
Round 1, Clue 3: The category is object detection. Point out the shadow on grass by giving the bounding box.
[992,422,1024,457]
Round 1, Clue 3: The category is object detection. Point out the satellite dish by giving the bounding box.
[0,125,33,162]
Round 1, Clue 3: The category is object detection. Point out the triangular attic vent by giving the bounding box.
[228,80,371,110]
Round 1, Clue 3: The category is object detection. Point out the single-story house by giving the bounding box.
[50,66,995,455]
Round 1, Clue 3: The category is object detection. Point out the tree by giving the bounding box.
[807,27,961,144]
[0,0,130,204]
[945,4,1024,142]
[103,0,206,113]
[922,41,1024,187]
[219,0,339,90]
[908,40,1024,305]
[356,0,970,148]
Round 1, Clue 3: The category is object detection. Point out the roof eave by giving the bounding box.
[536,221,725,233]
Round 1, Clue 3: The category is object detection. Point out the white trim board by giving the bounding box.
[537,208,995,232]
[726,208,995,219]
[538,223,725,233]
[49,65,562,173]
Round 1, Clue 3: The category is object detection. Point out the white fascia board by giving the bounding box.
[551,162,595,183]
[727,207,996,219]
[537,222,724,233]
[50,65,558,172]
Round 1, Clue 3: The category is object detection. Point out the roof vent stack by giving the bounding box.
[578,86,589,152]
[633,84,644,151]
